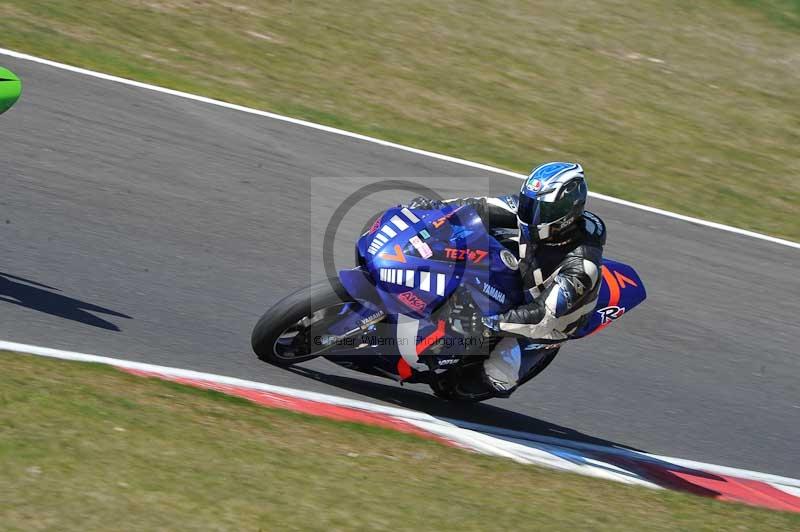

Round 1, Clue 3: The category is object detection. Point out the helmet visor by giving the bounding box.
[538,193,576,224]
[517,193,540,226]
[519,192,572,226]
[538,179,586,225]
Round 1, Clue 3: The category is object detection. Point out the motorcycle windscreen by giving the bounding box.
[572,258,646,338]
[354,205,493,319]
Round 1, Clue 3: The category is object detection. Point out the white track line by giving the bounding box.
[3,338,800,491]
[1,47,797,250]
[446,418,800,488]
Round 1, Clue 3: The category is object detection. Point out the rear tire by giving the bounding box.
[251,277,355,367]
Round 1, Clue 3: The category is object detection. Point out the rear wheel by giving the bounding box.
[251,278,356,367]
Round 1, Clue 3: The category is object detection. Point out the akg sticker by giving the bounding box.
[398,291,426,312]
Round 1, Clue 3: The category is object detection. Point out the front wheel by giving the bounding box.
[251,278,356,367]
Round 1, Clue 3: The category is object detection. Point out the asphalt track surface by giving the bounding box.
[2,56,799,477]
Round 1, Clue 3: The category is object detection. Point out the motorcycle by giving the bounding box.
[252,204,646,401]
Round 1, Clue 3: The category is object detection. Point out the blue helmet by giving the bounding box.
[518,162,588,243]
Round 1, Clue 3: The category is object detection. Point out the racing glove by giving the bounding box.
[449,301,483,337]
[480,315,501,336]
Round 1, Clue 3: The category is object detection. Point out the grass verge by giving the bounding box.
[0,1,799,240]
[2,351,799,531]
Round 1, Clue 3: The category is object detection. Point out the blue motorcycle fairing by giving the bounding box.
[326,268,386,337]
[572,258,647,338]
[351,205,522,319]
[326,203,645,380]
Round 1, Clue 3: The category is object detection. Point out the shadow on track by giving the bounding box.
[286,364,748,501]
[0,272,132,331]
[287,364,642,452]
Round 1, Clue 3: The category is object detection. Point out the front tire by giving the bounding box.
[251,277,355,367]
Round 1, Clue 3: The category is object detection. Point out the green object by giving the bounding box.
[0,66,22,115]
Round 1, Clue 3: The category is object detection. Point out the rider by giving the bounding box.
[408,162,606,398]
